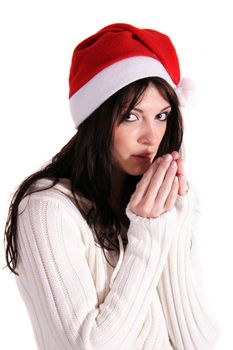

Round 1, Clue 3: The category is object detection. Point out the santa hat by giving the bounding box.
[69,23,195,127]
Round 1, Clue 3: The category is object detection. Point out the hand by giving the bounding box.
[171,151,189,196]
[129,154,179,218]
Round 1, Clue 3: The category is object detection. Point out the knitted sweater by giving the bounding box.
[15,178,219,349]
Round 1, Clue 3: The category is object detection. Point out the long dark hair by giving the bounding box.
[4,77,183,275]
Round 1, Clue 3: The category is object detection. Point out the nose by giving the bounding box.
[137,121,159,146]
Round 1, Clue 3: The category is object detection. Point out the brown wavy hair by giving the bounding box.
[4,77,183,275]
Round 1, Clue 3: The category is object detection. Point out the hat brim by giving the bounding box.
[69,56,175,127]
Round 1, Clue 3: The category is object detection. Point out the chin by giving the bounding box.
[126,165,151,176]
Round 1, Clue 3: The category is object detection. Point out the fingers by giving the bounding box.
[130,157,160,205]
[171,152,189,195]
[164,176,179,210]
[146,160,178,217]
[177,174,189,196]
[171,151,180,161]
[176,157,184,176]
[130,154,176,217]
[142,154,173,201]
[145,157,177,207]
[171,155,189,195]
[171,151,184,175]
[129,151,190,218]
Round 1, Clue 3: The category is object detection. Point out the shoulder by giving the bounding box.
[16,178,96,250]
[18,178,91,224]
[18,178,72,208]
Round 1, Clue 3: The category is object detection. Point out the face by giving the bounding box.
[111,83,171,176]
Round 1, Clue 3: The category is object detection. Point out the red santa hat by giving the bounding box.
[69,23,195,127]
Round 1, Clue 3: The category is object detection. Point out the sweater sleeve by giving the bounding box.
[157,184,221,350]
[16,189,177,350]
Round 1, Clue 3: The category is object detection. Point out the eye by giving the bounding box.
[156,111,170,121]
[124,113,139,122]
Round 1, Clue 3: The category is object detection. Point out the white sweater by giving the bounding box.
[15,178,219,349]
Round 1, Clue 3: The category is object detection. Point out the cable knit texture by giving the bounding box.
[15,178,219,349]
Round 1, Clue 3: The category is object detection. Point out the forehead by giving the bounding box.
[135,84,170,108]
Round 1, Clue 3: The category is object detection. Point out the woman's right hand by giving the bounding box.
[129,154,179,218]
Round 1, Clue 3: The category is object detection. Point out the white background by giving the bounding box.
[0,0,232,348]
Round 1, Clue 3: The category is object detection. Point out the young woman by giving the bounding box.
[4,23,219,349]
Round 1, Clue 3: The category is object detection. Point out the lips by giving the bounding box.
[131,153,154,162]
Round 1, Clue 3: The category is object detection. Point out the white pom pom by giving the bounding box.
[175,78,197,107]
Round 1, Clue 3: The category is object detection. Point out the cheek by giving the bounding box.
[112,126,133,151]
[159,123,167,140]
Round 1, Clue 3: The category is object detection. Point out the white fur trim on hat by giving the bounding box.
[69,56,176,127]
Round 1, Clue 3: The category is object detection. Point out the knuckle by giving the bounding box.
[136,176,150,190]
[130,196,141,208]
[140,200,156,218]
[142,205,153,217]
[171,191,178,201]
[151,204,163,218]
[132,200,152,217]
[159,184,167,193]
[130,193,137,204]
[130,199,137,209]
[141,176,150,186]
[139,209,150,217]
[151,209,161,218]
[164,198,174,210]
[164,194,177,211]
[165,204,173,211]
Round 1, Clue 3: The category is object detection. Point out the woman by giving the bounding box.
[4,23,219,349]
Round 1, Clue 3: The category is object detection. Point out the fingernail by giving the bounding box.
[170,160,177,168]
[163,154,172,162]
[156,157,162,164]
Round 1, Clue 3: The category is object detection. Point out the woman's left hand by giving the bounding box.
[171,151,189,196]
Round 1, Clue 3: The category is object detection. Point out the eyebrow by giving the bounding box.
[133,106,171,113]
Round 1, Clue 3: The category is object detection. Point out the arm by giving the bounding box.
[157,184,220,350]
[16,189,176,350]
